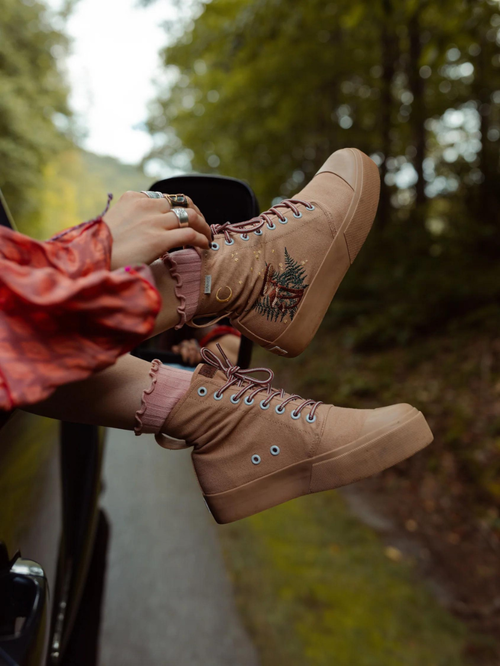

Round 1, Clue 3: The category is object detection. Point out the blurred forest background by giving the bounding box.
[1,0,499,663]
[0,0,145,235]
[148,6,500,661]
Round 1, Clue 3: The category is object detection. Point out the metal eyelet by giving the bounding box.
[267,222,276,230]
[197,387,208,397]
[241,234,250,241]
[211,242,220,250]
[213,391,223,401]
[244,396,255,406]
[225,238,234,246]
[293,212,303,219]
[270,445,280,456]
[305,204,315,211]
[254,229,263,236]
[279,217,288,224]
[306,414,317,424]
[275,404,285,415]
[291,410,301,420]
[260,400,270,410]
[230,394,240,404]
[251,454,261,465]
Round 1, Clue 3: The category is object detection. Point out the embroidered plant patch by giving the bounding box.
[252,248,308,323]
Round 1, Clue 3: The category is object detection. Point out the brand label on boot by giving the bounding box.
[204,275,212,294]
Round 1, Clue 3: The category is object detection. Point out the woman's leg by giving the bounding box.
[25,351,190,440]
[26,354,156,430]
[24,256,201,429]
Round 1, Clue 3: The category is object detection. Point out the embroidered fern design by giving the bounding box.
[253,248,308,323]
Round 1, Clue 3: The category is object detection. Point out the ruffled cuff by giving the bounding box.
[0,261,160,411]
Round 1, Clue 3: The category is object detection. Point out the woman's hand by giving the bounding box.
[104,191,211,270]
[172,334,240,366]
[172,339,202,366]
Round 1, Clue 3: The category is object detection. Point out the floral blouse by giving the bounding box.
[0,217,160,411]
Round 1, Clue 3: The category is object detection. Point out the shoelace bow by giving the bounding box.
[201,345,322,419]
[210,198,313,243]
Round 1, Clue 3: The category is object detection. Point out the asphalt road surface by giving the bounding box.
[98,428,260,666]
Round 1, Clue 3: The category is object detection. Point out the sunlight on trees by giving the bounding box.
[0,0,73,228]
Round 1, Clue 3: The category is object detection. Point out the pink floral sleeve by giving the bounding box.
[0,218,161,411]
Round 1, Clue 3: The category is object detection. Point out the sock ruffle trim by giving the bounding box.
[134,359,162,436]
[162,252,186,330]
[134,360,192,441]
[162,249,201,330]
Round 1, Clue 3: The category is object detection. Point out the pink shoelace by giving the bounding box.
[201,345,322,421]
[210,198,314,243]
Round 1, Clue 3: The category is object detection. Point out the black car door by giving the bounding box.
[0,191,105,666]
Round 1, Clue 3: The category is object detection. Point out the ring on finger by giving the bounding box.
[141,191,164,199]
[165,193,189,207]
[171,207,190,228]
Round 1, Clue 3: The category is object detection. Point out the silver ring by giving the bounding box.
[140,191,164,199]
[172,207,190,227]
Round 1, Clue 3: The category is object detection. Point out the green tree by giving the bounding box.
[30,149,148,239]
[0,0,72,227]
[147,0,500,343]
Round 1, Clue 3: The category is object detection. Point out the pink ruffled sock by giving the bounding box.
[163,249,201,329]
[134,360,192,440]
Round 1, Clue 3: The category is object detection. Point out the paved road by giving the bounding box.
[98,428,259,666]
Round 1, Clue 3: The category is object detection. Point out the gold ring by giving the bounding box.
[216,286,232,303]
[164,193,189,207]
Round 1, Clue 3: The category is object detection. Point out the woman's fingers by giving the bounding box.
[124,191,208,233]
[133,191,203,217]
[184,196,202,216]
[172,342,195,364]
[172,340,201,365]
[136,195,172,214]
[157,227,209,252]
[159,208,211,243]
[183,210,211,243]
[106,191,210,266]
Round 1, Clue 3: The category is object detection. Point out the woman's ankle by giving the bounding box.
[163,248,201,329]
[134,361,192,437]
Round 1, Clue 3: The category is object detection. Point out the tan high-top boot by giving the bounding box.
[159,347,433,524]
[172,148,380,357]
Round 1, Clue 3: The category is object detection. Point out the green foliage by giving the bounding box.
[147,0,500,344]
[17,149,148,239]
[0,0,72,226]
[263,326,500,512]
[220,491,469,665]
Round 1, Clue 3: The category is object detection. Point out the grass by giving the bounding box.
[218,326,500,665]
[220,491,468,666]
[255,327,500,521]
